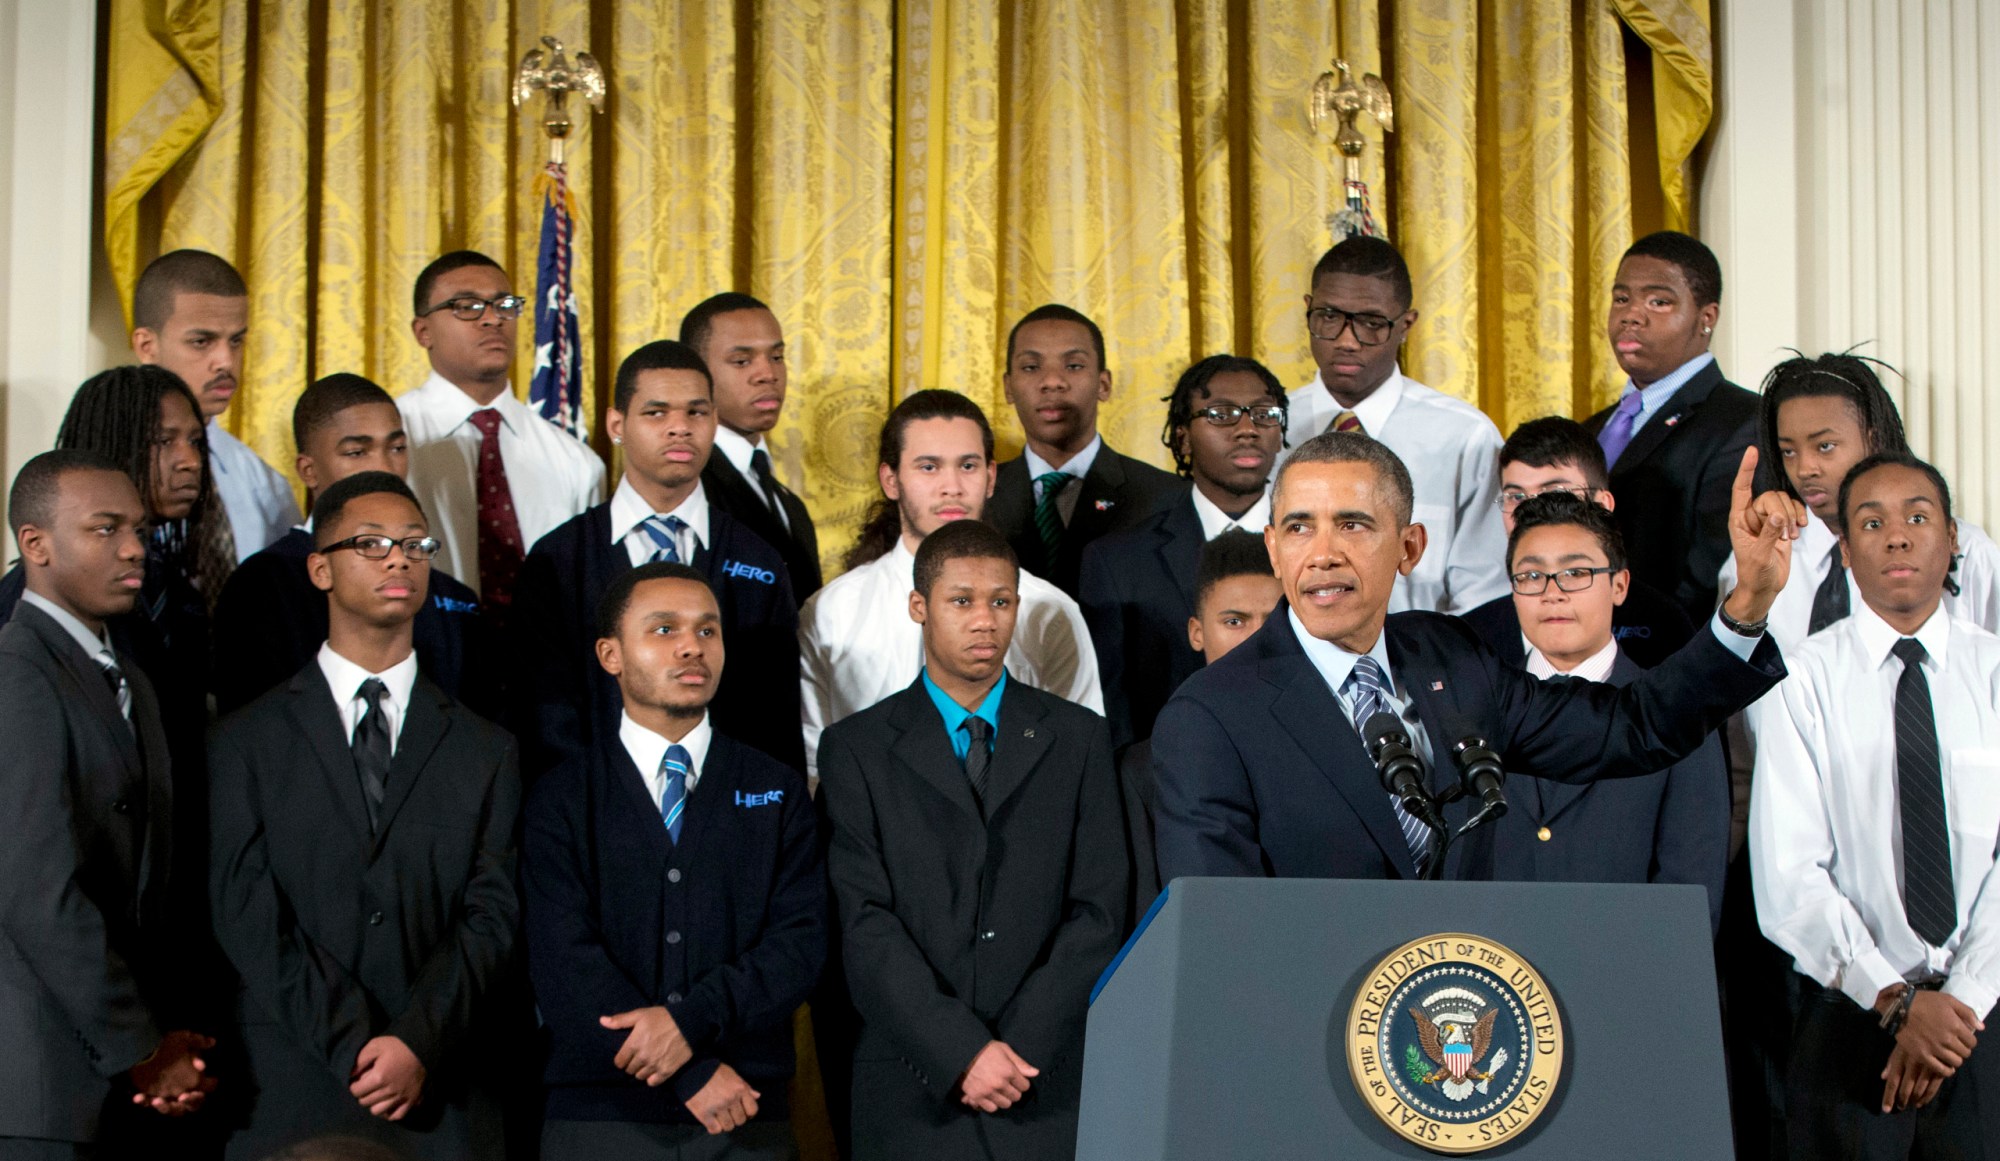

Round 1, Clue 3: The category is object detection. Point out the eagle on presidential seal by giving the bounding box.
[1408,987,1511,1101]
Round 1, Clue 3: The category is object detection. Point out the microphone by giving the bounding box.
[1364,712,1434,820]
[1451,737,1508,821]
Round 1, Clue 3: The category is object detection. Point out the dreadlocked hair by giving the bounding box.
[1159,355,1286,477]
[56,365,232,604]
[1757,348,1910,509]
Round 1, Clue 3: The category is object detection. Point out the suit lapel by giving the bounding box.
[1612,362,1723,478]
[703,459,787,555]
[887,685,984,821]
[982,685,1053,819]
[288,667,375,843]
[1156,501,1203,608]
[1069,449,1129,544]
[20,607,142,781]
[371,677,452,845]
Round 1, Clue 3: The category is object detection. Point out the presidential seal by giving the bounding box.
[1345,934,1564,1154]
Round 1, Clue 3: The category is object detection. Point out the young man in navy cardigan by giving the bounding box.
[521,562,825,1159]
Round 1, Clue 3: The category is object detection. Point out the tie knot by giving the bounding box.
[649,513,687,537]
[964,716,992,743]
[662,743,692,775]
[1893,637,1929,667]
[1349,655,1386,693]
[470,408,503,436]
[751,448,774,479]
[356,676,389,705]
[1615,391,1645,417]
[1035,470,1070,498]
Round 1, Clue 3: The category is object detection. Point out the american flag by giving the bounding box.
[529,161,584,438]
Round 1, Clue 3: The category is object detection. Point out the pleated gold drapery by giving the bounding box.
[103,0,1711,572]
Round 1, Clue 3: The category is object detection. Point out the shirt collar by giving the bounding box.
[1348,367,1408,434]
[1851,599,1953,673]
[1618,352,1716,422]
[316,640,420,709]
[411,369,524,434]
[1525,635,1620,682]
[922,666,1008,738]
[1191,486,1272,541]
[20,589,115,659]
[619,710,714,791]
[1287,603,1397,702]
[711,425,761,478]
[1024,433,1104,481]
[610,476,711,551]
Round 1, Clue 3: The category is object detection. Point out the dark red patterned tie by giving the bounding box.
[469,408,525,617]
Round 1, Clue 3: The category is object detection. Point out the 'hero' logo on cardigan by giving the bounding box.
[735,789,785,808]
[432,594,478,614]
[721,560,777,584]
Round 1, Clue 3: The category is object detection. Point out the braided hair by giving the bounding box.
[56,365,232,602]
[1159,354,1286,477]
[1757,349,1909,508]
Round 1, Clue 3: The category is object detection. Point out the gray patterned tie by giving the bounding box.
[1347,657,1431,870]
[1892,638,1955,946]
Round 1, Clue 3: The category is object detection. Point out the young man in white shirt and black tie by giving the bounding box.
[1754,452,2000,1156]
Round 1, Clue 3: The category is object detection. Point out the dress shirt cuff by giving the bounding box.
[1707,612,1762,662]
[1943,974,1999,1022]
[1840,948,1907,1013]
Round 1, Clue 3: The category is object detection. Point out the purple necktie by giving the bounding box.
[1597,391,1646,469]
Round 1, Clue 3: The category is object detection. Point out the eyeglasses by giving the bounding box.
[1496,485,1597,510]
[1192,403,1287,428]
[319,534,442,562]
[1306,306,1401,346]
[419,294,527,322]
[1509,566,1617,596]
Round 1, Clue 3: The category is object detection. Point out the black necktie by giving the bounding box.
[1892,638,1956,946]
[750,448,791,531]
[963,716,993,811]
[352,678,392,833]
[1809,546,1850,634]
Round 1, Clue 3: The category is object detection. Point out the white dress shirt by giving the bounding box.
[798,536,1104,779]
[1525,636,1620,683]
[1023,435,1104,527]
[207,421,301,559]
[609,477,710,568]
[1752,603,2000,1018]
[1191,486,1272,541]
[316,642,420,756]
[1282,366,1509,613]
[620,710,714,806]
[712,425,788,529]
[399,371,606,590]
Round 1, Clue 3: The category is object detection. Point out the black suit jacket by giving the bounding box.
[1077,497,1206,750]
[210,529,497,717]
[1459,578,1695,672]
[988,444,1188,597]
[522,729,825,1125]
[1152,603,1781,883]
[511,501,803,778]
[0,605,177,1143]
[817,678,1130,1161]
[704,451,822,602]
[1487,651,1729,931]
[1585,361,1761,625]
[207,665,521,1156]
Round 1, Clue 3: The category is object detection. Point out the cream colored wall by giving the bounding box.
[1703,0,2000,524]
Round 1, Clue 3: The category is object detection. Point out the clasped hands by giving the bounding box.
[1876,986,1984,1113]
[957,1040,1040,1114]
[600,1006,760,1134]
[127,1029,217,1116]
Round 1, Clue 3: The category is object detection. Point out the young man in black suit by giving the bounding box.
[1485,493,1727,929]
[1586,230,1761,626]
[817,519,1130,1161]
[207,472,521,1159]
[522,562,824,1159]
[1152,430,1800,885]
[1,451,217,1157]
[1459,417,1693,669]
[986,304,1186,597]
[681,293,822,602]
[211,373,493,715]
[1079,354,1284,749]
[514,340,801,779]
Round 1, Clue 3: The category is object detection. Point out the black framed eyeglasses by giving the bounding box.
[419,294,527,322]
[1306,306,1401,345]
[320,534,442,562]
[1193,403,1287,428]
[1496,485,1597,510]
[1509,566,1617,596]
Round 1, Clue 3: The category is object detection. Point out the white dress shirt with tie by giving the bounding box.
[315,642,419,755]
[1191,486,1272,541]
[206,421,302,559]
[797,537,1104,779]
[399,371,606,591]
[609,478,709,568]
[1281,366,1509,614]
[620,710,713,803]
[1751,603,2000,1018]
[713,426,789,530]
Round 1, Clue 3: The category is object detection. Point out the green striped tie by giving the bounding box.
[1033,470,1070,558]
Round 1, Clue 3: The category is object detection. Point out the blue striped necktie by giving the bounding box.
[1346,656,1431,869]
[660,743,691,844]
[641,514,688,563]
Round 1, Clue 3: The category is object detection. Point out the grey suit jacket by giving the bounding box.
[0,602,176,1142]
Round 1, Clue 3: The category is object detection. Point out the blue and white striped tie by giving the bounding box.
[660,743,691,844]
[641,514,688,563]
[1347,656,1431,870]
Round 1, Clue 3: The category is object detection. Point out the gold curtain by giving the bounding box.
[104,0,1710,574]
